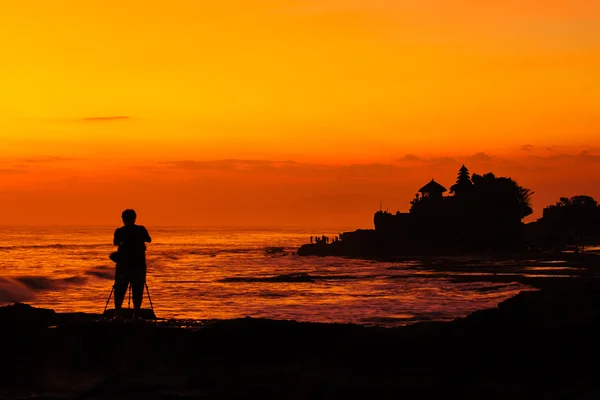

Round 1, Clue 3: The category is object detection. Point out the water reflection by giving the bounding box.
[0,227,575,326]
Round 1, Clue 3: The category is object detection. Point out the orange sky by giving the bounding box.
[0,0,599,228]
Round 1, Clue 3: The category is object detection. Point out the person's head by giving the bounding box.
[122,209,137,225]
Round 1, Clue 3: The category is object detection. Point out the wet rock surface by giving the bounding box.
[2,279,600,399]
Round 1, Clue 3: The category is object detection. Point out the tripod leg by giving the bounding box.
[104,286,114,313]
[145,282,155,318]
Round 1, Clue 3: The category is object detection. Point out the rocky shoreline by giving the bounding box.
[3,276,600,399]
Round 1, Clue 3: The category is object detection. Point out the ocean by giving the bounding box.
[0,226,533,326]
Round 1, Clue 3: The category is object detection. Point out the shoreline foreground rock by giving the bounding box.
[3,278,600,399]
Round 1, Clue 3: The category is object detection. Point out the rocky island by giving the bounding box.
[299,165,600,258]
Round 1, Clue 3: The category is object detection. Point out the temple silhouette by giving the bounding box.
[299,165,599,257]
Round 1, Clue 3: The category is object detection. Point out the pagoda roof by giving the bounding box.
[419,179,447,193]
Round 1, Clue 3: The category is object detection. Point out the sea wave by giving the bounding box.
[0,265,114,302]
[0,243,111,251]
[84,266,114,280]
[150,247,286,261]
[219,273,362,283]
[0,275,88,302]
[0,277,35,303]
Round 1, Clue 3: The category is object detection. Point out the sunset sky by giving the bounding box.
[1,0,599,227]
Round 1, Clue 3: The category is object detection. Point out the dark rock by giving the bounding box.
[0,302,56,327]
[102,308,157,320]
[4,278,600,398]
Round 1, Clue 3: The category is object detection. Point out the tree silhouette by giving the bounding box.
[541,195,600,249]
[450,165,473,196]
[470,173,533,220]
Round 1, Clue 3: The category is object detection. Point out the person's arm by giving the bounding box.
[113,229,121,246]
[143,226,152,243]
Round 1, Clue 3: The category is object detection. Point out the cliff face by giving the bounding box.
[300,207,526,257]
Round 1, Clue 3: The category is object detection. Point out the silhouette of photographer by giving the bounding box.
[112,209,151,319]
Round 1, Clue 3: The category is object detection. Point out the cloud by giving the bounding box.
[397,154,421,162]
[158,159,302,171]
[153,159,411,184]
[81,116,130,122]
[428,156,457,166]
[579,151,600,161]
[3,150,599,227]
[336,163,407,179]
[0,168,27,174]
[466,152,492,162]
[520,144,534,152]
[156,152,600,183]
[530,151,600,163]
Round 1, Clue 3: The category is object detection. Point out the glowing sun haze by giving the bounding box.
[0,0,599,227]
